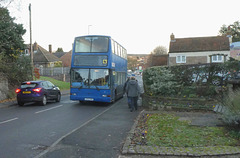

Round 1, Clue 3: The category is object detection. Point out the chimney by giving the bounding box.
[226,26,232,44]
[227,26,232,36]
[33,42,38,51]
[49,44,52,53]
[170,33,176,42]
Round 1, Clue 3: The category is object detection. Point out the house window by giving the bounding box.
[176,55,186,63]
[212,55,223,62]
[50,62,54,67]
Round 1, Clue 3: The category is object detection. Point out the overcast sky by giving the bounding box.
[8,0,240,54]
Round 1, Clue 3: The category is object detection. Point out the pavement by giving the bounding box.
[2,90,240,158]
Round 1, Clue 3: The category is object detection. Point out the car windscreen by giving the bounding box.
[21,83,38,89]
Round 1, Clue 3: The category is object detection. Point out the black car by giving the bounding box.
[15,80,61,106]
[228,71,240,90]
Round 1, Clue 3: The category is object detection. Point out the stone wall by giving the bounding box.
[0,75,9,100]
[142,95,217,111]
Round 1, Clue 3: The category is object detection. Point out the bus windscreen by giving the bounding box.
[75,36,109,53]
[71,68,110,89]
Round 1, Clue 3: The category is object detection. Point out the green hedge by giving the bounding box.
[143,60,239,98]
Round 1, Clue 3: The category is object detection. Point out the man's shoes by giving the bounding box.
[130,109,133,112]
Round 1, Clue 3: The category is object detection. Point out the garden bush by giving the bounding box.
[143,60,239,98]
[221,89,240,127]
[0,54,32,87]
[143,66,181,96]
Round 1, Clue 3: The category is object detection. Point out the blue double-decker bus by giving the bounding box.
[70,35,127,103]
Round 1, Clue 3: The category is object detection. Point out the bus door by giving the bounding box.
[110,70,116,102]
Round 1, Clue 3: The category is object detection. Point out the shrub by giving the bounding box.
[0,55,32,87]
[221,89,240,126]
[143,66,181,96]
[143,62,236,98]
[180,86,196,97]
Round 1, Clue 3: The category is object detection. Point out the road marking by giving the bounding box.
[35,105,63,114]
[0,117,18,125]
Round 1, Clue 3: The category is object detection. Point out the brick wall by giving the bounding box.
[152,55,168,66]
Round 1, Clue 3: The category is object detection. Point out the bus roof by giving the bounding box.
[75,35,111,38]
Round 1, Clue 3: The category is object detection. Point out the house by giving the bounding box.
[53,51,67,58]
[168,34,231,66]
[51,48,72,67]
[31,42,62,68]
[58,50,72,67]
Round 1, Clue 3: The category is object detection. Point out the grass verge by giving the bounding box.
[36,76,70,90]
[132,113,240,147]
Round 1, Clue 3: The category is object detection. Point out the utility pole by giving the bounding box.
[29,3,34,80]
[88,25,92,35]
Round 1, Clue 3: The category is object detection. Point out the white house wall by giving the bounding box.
[169,51,230,65]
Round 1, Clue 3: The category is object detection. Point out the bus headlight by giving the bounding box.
[102,95,111,97]
[71,93,77,96]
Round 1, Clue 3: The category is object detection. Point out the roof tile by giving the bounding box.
[169,36,230,53]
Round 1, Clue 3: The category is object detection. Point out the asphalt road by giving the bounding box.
[0,75,143,158]
[0,95,116,158]
[38,96,139,158]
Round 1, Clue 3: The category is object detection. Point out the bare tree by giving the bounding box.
[0,0,14,7]
[152,46,167,55]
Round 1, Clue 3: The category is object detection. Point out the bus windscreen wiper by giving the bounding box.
[93,84,100,91]
[78,79,88,90]
[91,82,100,91]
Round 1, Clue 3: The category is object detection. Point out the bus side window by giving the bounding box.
[117,44,120,56]
[111,40,114,54]
[119,45,121,57]
[112,40,115,54]
[124,49,126,59]
[120,47,122,58]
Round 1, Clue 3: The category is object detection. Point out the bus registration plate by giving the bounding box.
[85,98,94,101]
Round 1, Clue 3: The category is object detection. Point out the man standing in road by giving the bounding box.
[126,76,141,112]
[124,77,130,108]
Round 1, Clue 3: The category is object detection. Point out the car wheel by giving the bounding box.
[18,101,24,106]
[56,93,61,102]
[40,95,47,106]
